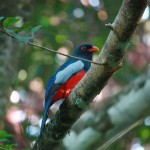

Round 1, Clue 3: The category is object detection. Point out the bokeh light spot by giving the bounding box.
[29,77,43,93]
[144,116,150,126]
[143,34,150,46]
[98,10,108,21]
[55,35,67,43]
[73,8,84,18]
[49,16,60,26]
[10,90,20,103]
[18,69,27,81]
[26,125,40,136]
[141,6,149,21]
[56,47,69,64]
[7,108,26,123]
[89,0,100,7]
[30,115,40,125]
[144,20,150,32]
[80,0,89,6]
[131,143,144,150]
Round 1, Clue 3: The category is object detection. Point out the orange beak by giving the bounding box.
[89,46,99,52]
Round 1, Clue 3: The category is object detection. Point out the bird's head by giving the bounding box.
[73,44,99,60]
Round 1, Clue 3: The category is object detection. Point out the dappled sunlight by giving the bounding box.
[98,10,108,21]
[6,107,26,124]
[1,0,150,149]
[141,6,150,21]
[130,139,145,150]
[89,0,100,7]
[30,115,40,126]
[73,8,84,18]
[144,116,150,126]
[10,90,20,103]
[18,69,27,81]
[49,16,61,26]
[26,125,40,137]
[80,0,89,6]
[29,77,44,93]
[56,47,69,64]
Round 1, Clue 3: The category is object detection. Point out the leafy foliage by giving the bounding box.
[13,22,34,33]
[0,130,16,150]
[31,25,42,34]
[3,17,20,28]
[0,130,14,139]
[0,16,42,44]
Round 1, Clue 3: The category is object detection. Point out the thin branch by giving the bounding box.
[105,23,114,31]
[99,119,143,150]
[0,28,103,65]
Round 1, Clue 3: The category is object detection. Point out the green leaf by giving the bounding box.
[13,21,33,33]
[4,28,31,44]
[31,25,42,33]
[0,16,4,21]
[15,35,31,44]
[0,130,14,139]
[3,17,20,28]
[1,144,16,150]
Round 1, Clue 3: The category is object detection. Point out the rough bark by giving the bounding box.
[64,67,150,150]
[34,0,147,149]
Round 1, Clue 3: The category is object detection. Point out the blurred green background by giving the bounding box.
[0,0,150,149]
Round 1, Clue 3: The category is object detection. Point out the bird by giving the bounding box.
[40,43,99,135]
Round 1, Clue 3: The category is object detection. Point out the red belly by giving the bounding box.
[51,70,85,105]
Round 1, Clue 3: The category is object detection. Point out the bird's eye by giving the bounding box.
[81,46,86,50]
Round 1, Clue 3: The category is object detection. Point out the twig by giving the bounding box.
[98,119,144,150]
[105,23,114,31]
[0,28,103,65]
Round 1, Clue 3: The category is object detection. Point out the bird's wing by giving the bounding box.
[54,60,84,84]
[40,60,84,135]
[45,60,84,103]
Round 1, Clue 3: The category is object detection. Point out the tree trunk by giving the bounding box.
[34,0,147,149]
[65,67,150,150]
